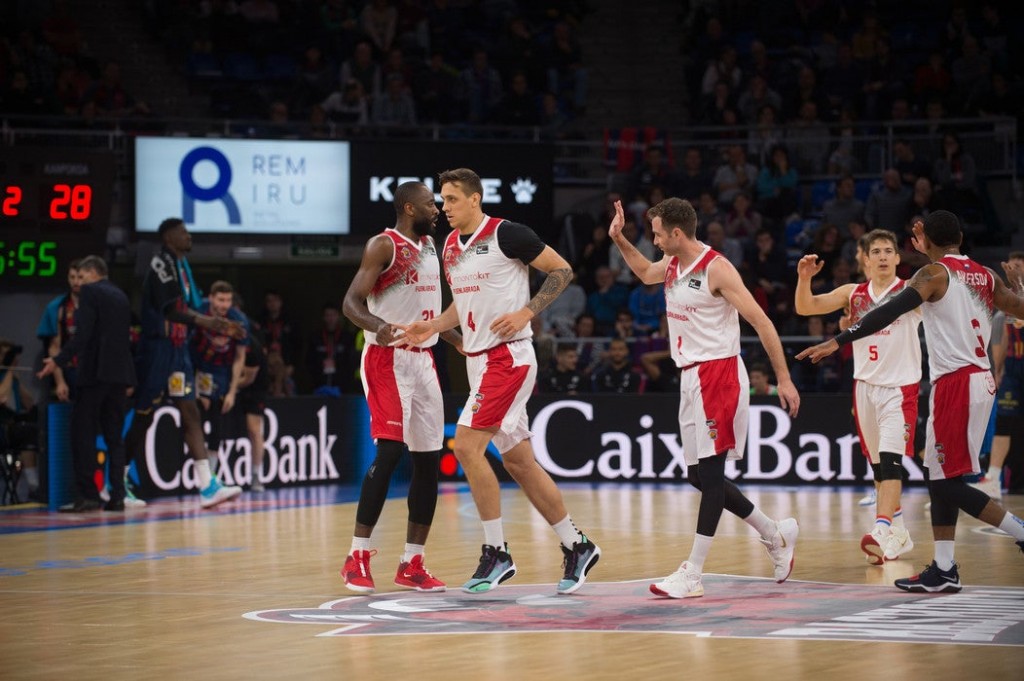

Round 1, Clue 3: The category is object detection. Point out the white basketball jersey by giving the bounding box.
[664,245,740,367]
[365,229,441,348]
[442,215,532,354]
[848,278,922,386]
[922,254,995,381]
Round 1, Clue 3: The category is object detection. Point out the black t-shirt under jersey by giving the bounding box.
[457,220,546,265]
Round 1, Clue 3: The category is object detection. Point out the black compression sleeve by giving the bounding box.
[834,287,923,345]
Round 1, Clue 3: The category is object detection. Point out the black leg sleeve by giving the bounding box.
[354,439,404,528]
[407,450,440,526]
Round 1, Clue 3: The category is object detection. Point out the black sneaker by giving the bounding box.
[461,543,516,593]
[894,561,962,593]
[556,535,601,594]
[1017,540,1024,555]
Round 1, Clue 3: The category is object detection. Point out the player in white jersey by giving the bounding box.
[608,197,801,599]
[397,168,601,595]
[799,210,1024,592]
[795,229,921,564]
[340,181,460,594]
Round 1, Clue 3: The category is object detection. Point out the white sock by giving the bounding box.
[893,507,904,529]
[350,536,371,556]
[934,540,955,571]
[744,508,776,540]
[482,518,504,549]
[986,466,1001,481]
[998,513,1024,541]
[551,515,583,549]
[403,543,425,563]
[196,459,213,489]
[686,534,713,573]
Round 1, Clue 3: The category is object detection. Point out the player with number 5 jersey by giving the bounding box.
[798,210,1024,593]
[397,168,601,596]
[795,229,921,565]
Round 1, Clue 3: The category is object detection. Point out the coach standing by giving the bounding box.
[40,255,136,512]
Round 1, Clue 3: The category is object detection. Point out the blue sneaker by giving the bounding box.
[894,561,962,593]
[200,478,242,508]
[461,544,516,593]
[556,535,601,594]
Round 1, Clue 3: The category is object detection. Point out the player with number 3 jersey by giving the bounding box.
[798,211,1024,593]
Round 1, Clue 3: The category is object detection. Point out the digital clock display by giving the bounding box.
[0,148,114,288]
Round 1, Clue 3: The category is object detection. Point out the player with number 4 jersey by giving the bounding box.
[396,168,601,597]
[798,211,1024,593]
[796,229,921,565]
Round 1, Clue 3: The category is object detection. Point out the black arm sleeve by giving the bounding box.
[834,287,924,345]
[496,221,547,265]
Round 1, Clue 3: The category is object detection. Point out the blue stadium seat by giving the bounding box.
[186,52,223,81]
[223,52,263,82]
[811,180,836,212]
[855,179,879,203]
[263,54,297,82]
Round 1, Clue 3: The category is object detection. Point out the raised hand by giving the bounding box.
[607,200,626,240]
[796,254,824,279]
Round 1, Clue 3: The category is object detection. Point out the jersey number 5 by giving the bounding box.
[868,345,878,361]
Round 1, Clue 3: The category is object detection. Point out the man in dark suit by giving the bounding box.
[39,255,135,512]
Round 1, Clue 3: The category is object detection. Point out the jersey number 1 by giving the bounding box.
[467,311,477,332]
[971,319,986,358]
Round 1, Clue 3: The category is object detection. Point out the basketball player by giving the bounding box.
[971,250,1024,500]
[795,229,919,565]
[608,197,800,599]
[798,211,1024,592]
[340,181,456,593]
[191,280,249,466]
[396,168,601,595]
[125,218,245,508]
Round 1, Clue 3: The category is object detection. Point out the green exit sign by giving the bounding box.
[290,237,339,258]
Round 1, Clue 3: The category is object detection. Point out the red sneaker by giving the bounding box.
[341,549,376,593]
[394,554,446,592]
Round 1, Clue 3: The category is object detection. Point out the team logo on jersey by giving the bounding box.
[708,430,718,440]
[405,270,419,285]
[471,392,485,413]
[903,424,911,442]
[476,244,489,255]
[935,443,945,464]
[688,278,702,290]
[400,246,412,260]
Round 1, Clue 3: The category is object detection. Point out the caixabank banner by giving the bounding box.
[347,140,554,236]
[130,393,925,496]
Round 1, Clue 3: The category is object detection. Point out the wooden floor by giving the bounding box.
[1,484,1022,680]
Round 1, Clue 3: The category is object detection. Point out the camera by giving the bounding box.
[1,344,23,367]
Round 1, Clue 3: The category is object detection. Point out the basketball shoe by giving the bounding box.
[650,561,704,599]
[858,490,877,507]
[462,543,516,593]
[199,478,242,508]
[968,475,1002,501]
[883,526,914,561]
[894,561,961,593]
[556,535,601,594]
[860,525,888,566]
[395,554,446,592]
[342,549,377,593]
[760,517,799,582]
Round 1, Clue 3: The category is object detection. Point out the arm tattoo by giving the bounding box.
[526,267,572,316]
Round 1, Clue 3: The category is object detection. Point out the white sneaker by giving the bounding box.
[649,561,704,599]
[860,524,889,566]
[883,526,914,561]
[760,518,799,582]
[250,480,265,493]
[968,476,1002,501]
[124,496,147,508]
[858,490,876,507]
[199,479,242,508]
